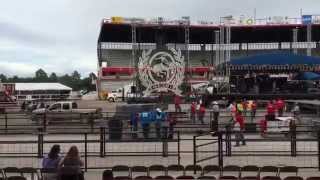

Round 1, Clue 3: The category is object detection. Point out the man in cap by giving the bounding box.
[211,101,220,131]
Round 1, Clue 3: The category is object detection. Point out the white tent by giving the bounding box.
[15,83,72,91]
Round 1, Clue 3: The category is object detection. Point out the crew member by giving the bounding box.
[276,98,285,117]
[234,112,246,146]
[174,95,182,113]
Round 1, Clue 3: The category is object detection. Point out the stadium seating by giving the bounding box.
[240,165,260,179]
[112,165,131,177]
[2,165,320,180]
[283,176,304,180]
[148,165,167,177]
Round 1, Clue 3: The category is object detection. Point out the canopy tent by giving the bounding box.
[231,53,320,65]
[293,72,320,80]
[15,83,72,91]
[229,53,320,72]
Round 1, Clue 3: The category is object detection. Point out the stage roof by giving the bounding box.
[230,53,320,65]
[15,83,72,91]
[294,72,320,80]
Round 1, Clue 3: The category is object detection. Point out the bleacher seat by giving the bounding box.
[176,175,195,179]
[167,165,185,177]
[307,177,320,180]
[260,166,279,177]
[197,176,216,180]
[20,167,40,180]
[283,176,304,180]
[154,175,174,180]
[202,165,220,176]
[148,165,167,177]
[240,165,260,179]
[262,176,281,180]
[219,175,238,180]
[185,165,202,176]
[112,165,131,177]
[134,175,153,180]
[131,166,148,178]
[7,176,27,180]
[115,176,132,180]
[221,165,241,177]
[279,166,298,177]
[40,168,57,180]
[3,167,22,179]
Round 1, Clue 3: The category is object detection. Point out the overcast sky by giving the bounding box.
[1,0,320,77]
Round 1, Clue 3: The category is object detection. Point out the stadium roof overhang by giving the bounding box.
[229,53,320,72]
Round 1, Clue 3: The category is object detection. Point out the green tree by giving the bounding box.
[71,71,81,81]
[0,74,7,82]
[49,73,58,82]
[35,69,48,82]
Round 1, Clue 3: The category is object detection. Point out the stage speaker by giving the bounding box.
[108,120,123,141]
[131,86,136,93]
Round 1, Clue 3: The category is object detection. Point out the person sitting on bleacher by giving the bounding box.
[42,144,62,180]
[43,144,62,169]
[58,146,84,180]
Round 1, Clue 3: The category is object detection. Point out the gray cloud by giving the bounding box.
[1,0,320,77]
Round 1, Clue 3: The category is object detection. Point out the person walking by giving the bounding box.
[251,100,257,121]
[292,103,301,123]
[276,98,285,117]
[190,101,197,123]
[167,112,177,139]
[174,95,182,113]
[234,112,246,146]
[198,104,206,124]
[211,101,220,131]
[266,101,276,121]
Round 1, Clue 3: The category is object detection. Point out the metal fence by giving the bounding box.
[193,125,320,170]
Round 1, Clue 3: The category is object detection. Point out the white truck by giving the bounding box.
[31,101,102,124]
[107,84,140,102]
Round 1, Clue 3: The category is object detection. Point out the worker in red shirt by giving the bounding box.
[234,112,246,146]
[190,101,197,123]
[266,101,276,121]
[198,104,206,124]
[276,98,285,117]
[174,95,182,113]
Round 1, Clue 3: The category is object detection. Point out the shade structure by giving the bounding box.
[294,72,320,80]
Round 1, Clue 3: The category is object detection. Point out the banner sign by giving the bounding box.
[302,15,312,25]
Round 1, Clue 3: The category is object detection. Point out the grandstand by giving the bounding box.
[97,16,320,95]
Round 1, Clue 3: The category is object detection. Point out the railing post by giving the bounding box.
[318,130,320,171]
[84,133,88,172]
[100,127,104,157]
[103,127,106,157]
[290,121,297,157]
[225,125,232,156]
[162,136,168,157]
[193,135,197,170]
[43,113,47,132]
[37,132,43,158]
[218,131,224,168]
[5,112,8,133]
[177,131,181,165]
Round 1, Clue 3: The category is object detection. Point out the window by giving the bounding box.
[72,102,78,109]
[62,103,70,110]
[50,104,61,111]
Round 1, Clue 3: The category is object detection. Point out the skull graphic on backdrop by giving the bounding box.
[138,48,185,96]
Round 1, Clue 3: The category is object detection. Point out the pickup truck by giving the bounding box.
[31,101,102,124]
